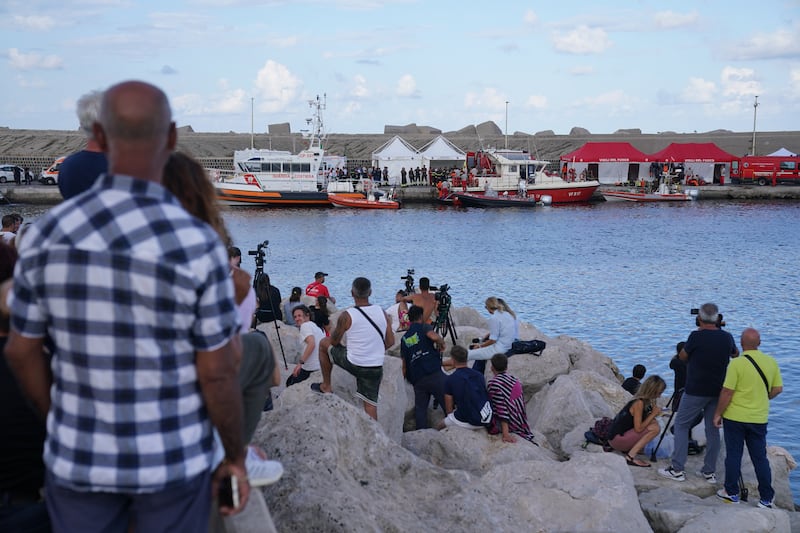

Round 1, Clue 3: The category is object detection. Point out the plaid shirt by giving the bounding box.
[10,174,240,493]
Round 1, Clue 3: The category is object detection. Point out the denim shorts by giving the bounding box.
[329,344,383,405]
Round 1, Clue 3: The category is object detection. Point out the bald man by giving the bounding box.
[713,328,783,507]
[5,81,248,531]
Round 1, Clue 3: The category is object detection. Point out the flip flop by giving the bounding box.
[625,454,651,468]
[310,382,327,394]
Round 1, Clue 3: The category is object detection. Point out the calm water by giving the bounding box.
[7,199,800,501]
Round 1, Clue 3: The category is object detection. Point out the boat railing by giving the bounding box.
[207,168,236,182]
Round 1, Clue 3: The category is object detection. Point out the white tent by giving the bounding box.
[371,136,421,180]
[419,135,465,170]
[767,147,797,157]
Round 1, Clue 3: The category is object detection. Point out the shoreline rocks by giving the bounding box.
[251,305,798,531]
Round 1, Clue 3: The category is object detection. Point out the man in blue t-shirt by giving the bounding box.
[438,346,492,430]
[659,302,738,483]
[401,305,446,429]
[58,90,109,200]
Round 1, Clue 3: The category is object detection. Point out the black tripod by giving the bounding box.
[249,240,287,370]
[432,285,457,343]
[650,388,682,461]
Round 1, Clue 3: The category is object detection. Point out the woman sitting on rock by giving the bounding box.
[608,375,665,467]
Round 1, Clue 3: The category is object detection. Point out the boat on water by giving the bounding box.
[329,190,400,210]
[602,178,697,203]
[445,149,599,204]
[452,191,538,208]
[212,95,362,207]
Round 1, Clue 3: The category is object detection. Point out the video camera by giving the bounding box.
[690,307,725,328]
[248,240,269,268]
[400,268,415,294]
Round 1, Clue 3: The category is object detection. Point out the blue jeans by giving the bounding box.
[670,393,720,473]
[413,371,446,429]
[723,418,774,502]
[46,470,211,533]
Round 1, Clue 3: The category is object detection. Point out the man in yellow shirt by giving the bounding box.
[713,328,783,508]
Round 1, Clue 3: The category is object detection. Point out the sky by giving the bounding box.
[2,0,799,135]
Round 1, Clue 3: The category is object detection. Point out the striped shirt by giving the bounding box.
[10,173,239,493]
[487,371,535,442]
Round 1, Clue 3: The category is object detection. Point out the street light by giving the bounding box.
[504,101,509,149]
[250,97,254,149]
[751,96,759,156]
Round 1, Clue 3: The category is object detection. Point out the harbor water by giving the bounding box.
[8,199,800,502]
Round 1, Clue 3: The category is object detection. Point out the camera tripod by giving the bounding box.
[432,286,458,343]
[249,241,287,369]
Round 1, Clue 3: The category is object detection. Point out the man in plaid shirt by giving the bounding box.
[5,81,248,531]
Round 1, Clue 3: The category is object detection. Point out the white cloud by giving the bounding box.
[552,26,611,55]
[8,48,63,70]
[523,10,537,25]
[730,29,800,60]
[653,10,699,29]
[525,95,547,109]
[396,74,419,98]
[351,75,369,98]
[790,68,800,99]
[12,15,56,31]
[463,88,507,110]
[15,75,46,89]
[721,66,761,97]
[172,86,246,116]
[269,36,299,48]
[570,65,595,76]
[681,77,716,103]
[253,60,302,112]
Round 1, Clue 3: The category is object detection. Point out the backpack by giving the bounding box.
[506,339,546,356]
[584,417,614,449]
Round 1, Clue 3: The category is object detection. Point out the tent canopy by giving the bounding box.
[766,147,797,157]
[560,142,649,162]
[648,143,735,162]
[418,135,465,160]
[372,135,419,159]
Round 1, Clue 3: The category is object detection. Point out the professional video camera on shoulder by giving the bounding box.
[690,307,725,328]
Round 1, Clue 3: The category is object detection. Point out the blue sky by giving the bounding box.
[2,0,799,135]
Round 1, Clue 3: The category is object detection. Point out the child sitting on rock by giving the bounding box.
[487,354,536,444]
[437,346,492,430]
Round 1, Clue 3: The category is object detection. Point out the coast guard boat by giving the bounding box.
[213,96,360,207]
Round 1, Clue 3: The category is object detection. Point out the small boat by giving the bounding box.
[446,149,600,204]
[602,179,697,202]
[452,192,538,208]
[329,188,400,209]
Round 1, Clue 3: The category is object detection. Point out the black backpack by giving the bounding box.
[506,339,546,357]
[584,416,614,449]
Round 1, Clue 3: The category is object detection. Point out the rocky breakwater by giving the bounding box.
[251,306,798,532]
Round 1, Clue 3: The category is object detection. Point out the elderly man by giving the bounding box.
[5,81,248,532]
[714,328,783,508]
[312,277,394,420]
[57,90,108,200]
[659,302,738,483]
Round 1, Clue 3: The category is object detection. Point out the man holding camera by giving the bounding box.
[659,302,737,483]
[404,276,437,324]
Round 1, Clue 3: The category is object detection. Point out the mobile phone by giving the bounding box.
[218,475,239,508]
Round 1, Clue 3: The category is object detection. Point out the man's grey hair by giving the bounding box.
[698,302,719,324]
[76,90,104,136]
[352,277,371,299]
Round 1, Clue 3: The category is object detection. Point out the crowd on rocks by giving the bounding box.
[1,79,796,533]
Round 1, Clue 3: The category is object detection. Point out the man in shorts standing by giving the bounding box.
[312,277,394,420]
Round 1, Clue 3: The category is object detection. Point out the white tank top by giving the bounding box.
[345,305,387,367]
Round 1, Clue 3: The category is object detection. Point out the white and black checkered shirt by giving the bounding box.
[11,174,240,493]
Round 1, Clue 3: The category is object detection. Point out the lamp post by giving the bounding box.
[751,95,759,156]
[250,97,254,149]
[504,101,509,149]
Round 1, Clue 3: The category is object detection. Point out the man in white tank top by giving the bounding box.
[312,277,394,420]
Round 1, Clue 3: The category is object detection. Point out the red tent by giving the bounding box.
[560,142,649,162]
[648,143,735,163]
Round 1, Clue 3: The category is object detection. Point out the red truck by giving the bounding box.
[730,156,800,186]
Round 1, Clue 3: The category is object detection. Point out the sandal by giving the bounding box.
[310,382,329,394]
[625,454,651,468]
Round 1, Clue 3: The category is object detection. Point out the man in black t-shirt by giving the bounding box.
[401,305,446,429]
[659,303,738,483]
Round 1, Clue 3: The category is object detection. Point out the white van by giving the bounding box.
[40,156,66,185]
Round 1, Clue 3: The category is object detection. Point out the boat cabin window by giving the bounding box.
[779,161,796,171]
[270,163,283,172]
[241,162,261,172]
[508,165,518,173]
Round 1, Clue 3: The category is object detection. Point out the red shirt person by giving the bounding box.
[306,272,336,305]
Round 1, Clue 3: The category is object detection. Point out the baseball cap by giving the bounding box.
[314,271,328,278]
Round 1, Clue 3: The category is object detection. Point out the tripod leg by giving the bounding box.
[650,408,676,462]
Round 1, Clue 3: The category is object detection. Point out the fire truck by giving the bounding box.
[730,156,800,186]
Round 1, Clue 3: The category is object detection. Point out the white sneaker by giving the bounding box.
[697,470,717,484]
[658,466,686,482]
[246,446,284,487]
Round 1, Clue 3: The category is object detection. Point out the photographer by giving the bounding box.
[404,277,436,324]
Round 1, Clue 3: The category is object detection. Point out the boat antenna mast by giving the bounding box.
[305,94,327,150]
